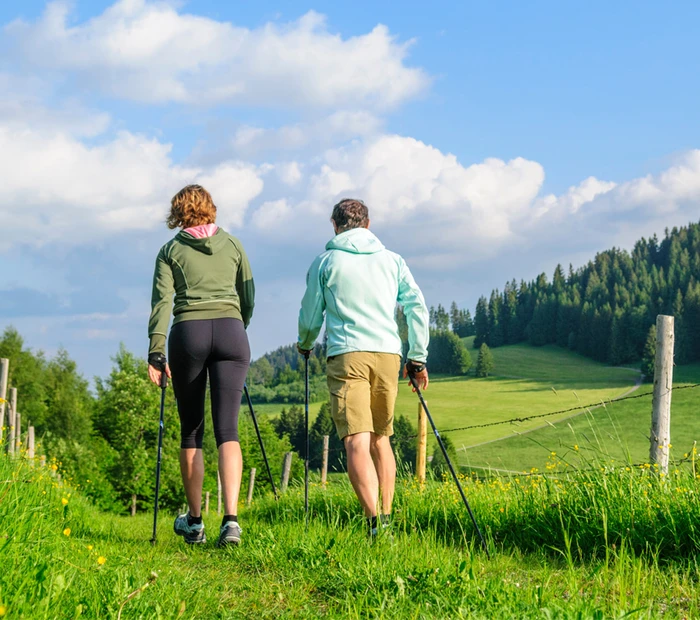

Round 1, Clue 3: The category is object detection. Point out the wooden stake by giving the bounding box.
[0,358,8,446]
[217,470,222,515]
[650,314,674,475]
[416,400,427,484]
[28,426,35,463]
[280,452,292,493]
[8,387,17,456]
[15,412,21,455]
[205,491,210,515]
[321,435,329,486]
[131,494,137,516]
[246,468,256,506]
[40,455,46,468]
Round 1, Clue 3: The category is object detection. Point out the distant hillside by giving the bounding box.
[468,219,700,365]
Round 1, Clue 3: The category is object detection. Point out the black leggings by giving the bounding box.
[169,318,250,448]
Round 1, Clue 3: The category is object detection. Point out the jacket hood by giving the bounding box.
[325,228,385,254]
[176,228,229,255]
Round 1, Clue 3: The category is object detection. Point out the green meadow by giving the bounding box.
[392,339,640,454]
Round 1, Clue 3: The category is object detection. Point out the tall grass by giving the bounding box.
[4,449,700,618]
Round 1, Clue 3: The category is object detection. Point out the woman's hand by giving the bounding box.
[148,363,172,387]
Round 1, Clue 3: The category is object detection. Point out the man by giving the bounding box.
[297,198,429,536]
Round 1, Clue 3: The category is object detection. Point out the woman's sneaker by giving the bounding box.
[218,520,242,547]
[173,513,206,544]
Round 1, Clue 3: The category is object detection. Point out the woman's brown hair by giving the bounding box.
[167,184,217,229]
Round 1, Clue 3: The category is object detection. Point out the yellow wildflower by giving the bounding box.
[0,604,6,616]
[87,545,93,551]
[61,498,68,506]
[63,528,71,537]
[97,556,106,565]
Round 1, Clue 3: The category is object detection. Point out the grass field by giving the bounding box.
[247,400,324,420]
[5,450,700,618]
[463,362,700,472]
[392,341,640,453]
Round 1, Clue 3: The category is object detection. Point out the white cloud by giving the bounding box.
[251,136,700,266]
[252,199,293,230]
[231,111,383,156]
[277,162,303,186]
[6,1,429,109]
[0,123,264,247]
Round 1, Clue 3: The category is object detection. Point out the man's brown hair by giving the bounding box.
[167,184,217,229]
[331,198,369,232]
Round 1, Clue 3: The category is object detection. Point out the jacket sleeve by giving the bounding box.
[148,247,174,356]
[397,258,429,363]
[298,255,326,350]
[234,240,255,327]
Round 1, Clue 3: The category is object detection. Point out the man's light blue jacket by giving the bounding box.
[298,228,429,362]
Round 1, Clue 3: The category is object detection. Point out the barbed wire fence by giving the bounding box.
[296,382,700,484]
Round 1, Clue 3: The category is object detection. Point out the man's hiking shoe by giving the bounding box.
[218,520,242,547]
[173,513,206,545]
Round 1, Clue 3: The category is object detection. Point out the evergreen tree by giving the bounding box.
[641,325,656,383]
[309,401,345,473]
[391,414,417,474]
[428,331,472,375]
[475,343,495,377]
[430,435,459,477]
[473,297,489,347]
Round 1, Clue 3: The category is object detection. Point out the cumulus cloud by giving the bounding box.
[231,111,383,156]
[0,123,265,247]
[250,136,700,266]
[6,1,429,109]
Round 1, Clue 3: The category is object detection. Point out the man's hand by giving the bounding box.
[297,344,311,358]
[403,361,429,392]
[147,352,171,387]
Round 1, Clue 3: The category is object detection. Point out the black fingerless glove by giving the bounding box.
[406,360,426,376]
[148,352,167,372]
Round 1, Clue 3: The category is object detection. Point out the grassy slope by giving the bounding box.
[393,340,639,451]
[463,362,700,472]
[5,455,700,618]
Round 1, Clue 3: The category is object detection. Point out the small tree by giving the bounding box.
[475,343,495,377]
[641,325,656,382]
[430,435,459,477]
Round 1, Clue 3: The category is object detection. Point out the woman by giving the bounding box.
[147,184,254,547]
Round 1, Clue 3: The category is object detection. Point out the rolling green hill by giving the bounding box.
[392,339,640,452]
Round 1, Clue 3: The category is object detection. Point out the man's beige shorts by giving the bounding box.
[326,352,402,440]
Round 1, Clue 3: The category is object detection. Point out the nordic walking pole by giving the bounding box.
[408,371,490,558]
[243,384,279,500]
[303,352,310,526]
[151,370,167,545]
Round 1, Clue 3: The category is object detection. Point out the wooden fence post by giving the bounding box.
[650,314,674,475]
[416,401,427,484]
[246,468,256,506]
[131,494,137,516]
[321,435,329,486]
[217,470,222,515]
[0,358,8,445]
[8,387,17,456]
[40,455,46,468]
[28,426,35,463]
[15,412,21,455]
[280,452,292,493]
[205,492,210,515]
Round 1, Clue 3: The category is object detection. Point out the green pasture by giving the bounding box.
[394,341,640,450]
[462,362,700,472]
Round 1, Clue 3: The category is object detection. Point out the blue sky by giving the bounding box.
[0,0,699,381]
